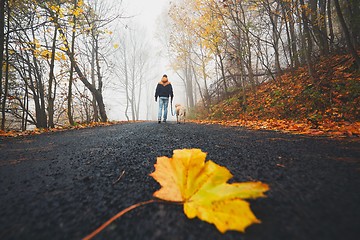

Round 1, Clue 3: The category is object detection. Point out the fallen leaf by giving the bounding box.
[83,149,269,240]
[150,148,269,233]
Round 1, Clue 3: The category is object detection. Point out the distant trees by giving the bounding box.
[166,0,360,112]
[116,24,151,121]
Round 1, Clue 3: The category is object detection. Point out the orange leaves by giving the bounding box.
[150,149,269,233]
[0,121,127,138]
[195,51,360,138]
[191,119,360,137]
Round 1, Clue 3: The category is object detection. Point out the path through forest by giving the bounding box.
[0,122,359,240]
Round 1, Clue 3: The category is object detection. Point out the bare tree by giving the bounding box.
[116,24,151,121]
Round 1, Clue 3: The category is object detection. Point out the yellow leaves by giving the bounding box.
[150,148,269,233]
[77,0,84,7]
[82,26,93,34]
[169,0,224,54]
[50,5,65,18]
[50,5,60,12]
[33,48,66,61]
[51,52,67,61]
[60,46,68,52]
[104,29,113,35]
[33,38,41,49]
[58,31,68,42]
[2,62,6,72]
[248,2,259,11]
[185,195,259,233]
[71,7,84,17]
[49,2,84,19]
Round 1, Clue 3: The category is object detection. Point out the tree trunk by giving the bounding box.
[123,45,130,121]
[68,1,76,126]
[136,77,142,120]
[328,0,335,49]
[333,0,360,69]
[289,3,300,68]
[346,0,360,48]
[240,3,256,90]
[267,0,282,77]
[22,84,29,131]
[0,0,5,123]
[191,63,207,109]
[91,37,99,122]
[68,53,74,125]
[73,62,108,122]
[199,44,210,108]
[1,1,9,130]
[31,27,47,128]
[319,0,330,54]
[299,0,316,81]
[131,50,136,121]
[216,48,228,96]
[47,25,58,128]
[185,57,195,108]
[281,0,295,68]
[94,36,103,122]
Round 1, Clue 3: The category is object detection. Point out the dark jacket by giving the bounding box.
[155,82,173,100]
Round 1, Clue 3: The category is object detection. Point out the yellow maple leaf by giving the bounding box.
[150,148,269,233]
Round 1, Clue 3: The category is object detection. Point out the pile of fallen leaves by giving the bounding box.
[0,121,129,138]
[192,119,360,137]
[193,52,360,137]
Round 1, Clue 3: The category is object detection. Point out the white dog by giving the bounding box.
[175,104,186,124]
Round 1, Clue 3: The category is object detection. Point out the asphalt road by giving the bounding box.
[0,122,359,240]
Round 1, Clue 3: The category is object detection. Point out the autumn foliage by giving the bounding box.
[192,52,360,137]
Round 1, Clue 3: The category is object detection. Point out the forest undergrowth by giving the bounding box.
[192,52,360,138]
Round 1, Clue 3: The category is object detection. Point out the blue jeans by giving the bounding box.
[158,97,169,121]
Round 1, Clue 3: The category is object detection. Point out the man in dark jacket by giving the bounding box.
[155,74,173,123]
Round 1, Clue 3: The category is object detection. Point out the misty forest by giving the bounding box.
[0,0,359,135]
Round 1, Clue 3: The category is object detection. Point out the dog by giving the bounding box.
[175,104,186,124]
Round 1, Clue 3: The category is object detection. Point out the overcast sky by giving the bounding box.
[124,0,171,28]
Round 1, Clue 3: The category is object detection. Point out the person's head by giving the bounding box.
[161,74,168,83]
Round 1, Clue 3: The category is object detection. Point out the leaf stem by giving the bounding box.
[82,199,183,240]
[82,199,156,240]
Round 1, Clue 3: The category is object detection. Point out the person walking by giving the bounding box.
[155,74,173,123]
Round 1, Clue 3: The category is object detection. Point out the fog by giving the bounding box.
[104,0,186,121]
